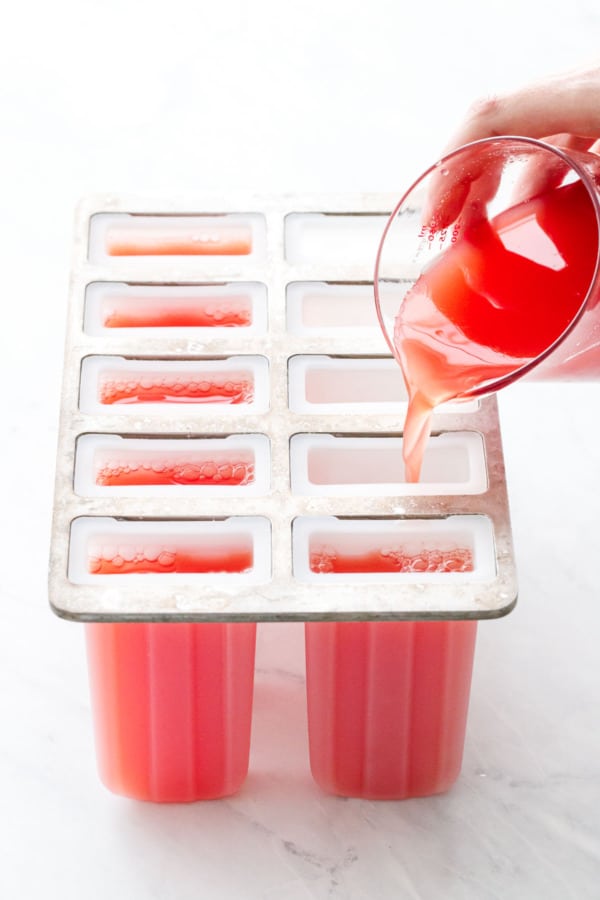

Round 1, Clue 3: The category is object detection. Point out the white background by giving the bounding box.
[2,1,600,897]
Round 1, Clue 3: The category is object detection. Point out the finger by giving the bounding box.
[425,61,600,231]
[443,64,600,154]
[544,134,598,152]
[454,163,504,238]
[421,176,470,231]
[511,135,599,205]
[422,142,503,232]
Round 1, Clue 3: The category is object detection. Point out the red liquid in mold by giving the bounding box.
[99,372,253,405]
[105,224,253,256]
[305,619,477,799]
[96,453,254,487]
[305,549,476,798]
[88,539,253,575]
[85,622,257,801]
[395,181,599,481]
[102,295,252,328]
[309,546,473,574]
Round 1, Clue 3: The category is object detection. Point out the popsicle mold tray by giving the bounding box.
[49,194,518,623]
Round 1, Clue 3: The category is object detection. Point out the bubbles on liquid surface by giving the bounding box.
[309,545,473,574]
[96,456,254,486]
[101,297,252,329]
[98,374,254,405]
[87,540,253,575]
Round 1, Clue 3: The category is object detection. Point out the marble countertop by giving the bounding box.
[2,2,600,897]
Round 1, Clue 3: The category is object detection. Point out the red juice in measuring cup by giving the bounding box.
[375,138,600,481]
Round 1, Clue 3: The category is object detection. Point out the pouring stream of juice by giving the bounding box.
[394,180,597,481]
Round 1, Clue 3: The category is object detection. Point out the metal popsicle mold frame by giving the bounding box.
[48,193,518,622]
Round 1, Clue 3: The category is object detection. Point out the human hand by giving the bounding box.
[423,62,600,231]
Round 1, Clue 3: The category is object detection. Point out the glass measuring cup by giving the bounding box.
[374,137,600,401]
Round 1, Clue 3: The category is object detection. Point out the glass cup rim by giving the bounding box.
[374,135,600,397]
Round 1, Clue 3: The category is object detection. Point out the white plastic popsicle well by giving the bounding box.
[292,515,496,585]
[285,213,391,266]
[78,355,270,416]
[74,433,270,497]
[287,355,479,416]
[84,281,268,337]
[286,281,392,345]
[88,213,267,263]
[289,432,487,496]
[68,516,271,586]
